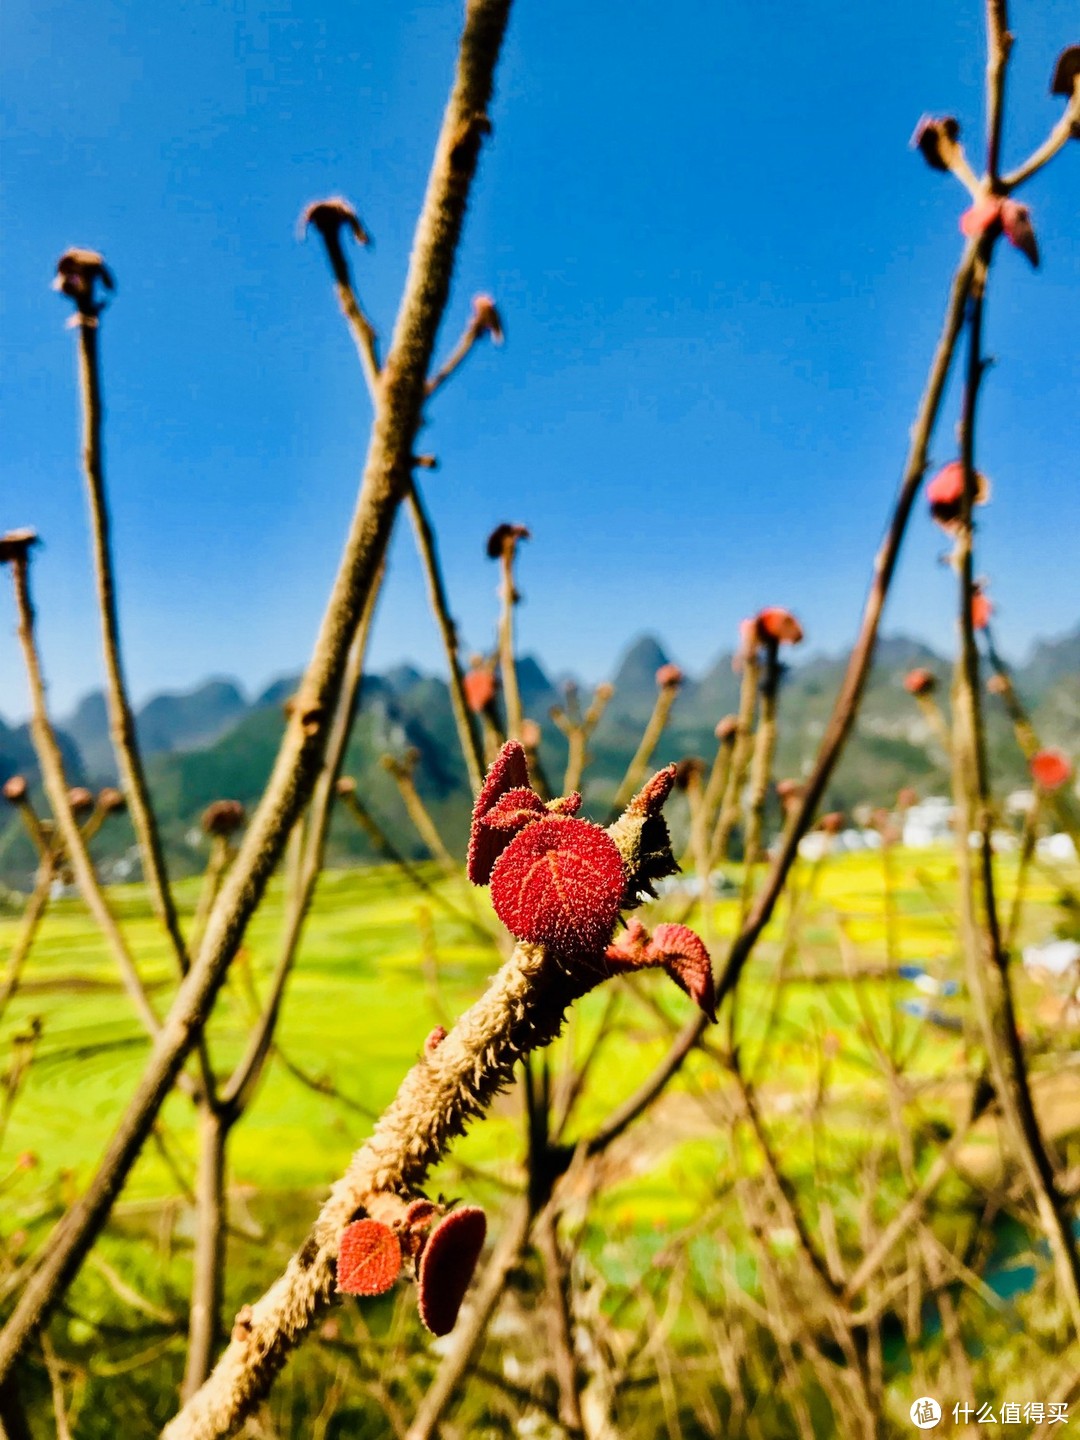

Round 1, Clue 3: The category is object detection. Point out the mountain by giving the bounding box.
[1019,626,1080,700]
[61,680,249,782]
[1,628,1076,889]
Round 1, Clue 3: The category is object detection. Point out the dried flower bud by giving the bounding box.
[299,197,369,247]
[202,799,246,838]
[1050,46,1080,100]
[54,249,115,313]
[986,673,1008,696]
[674,756,705,790]
[485,522,530,560]
[2,775,28,804]
[489,816,626,955]
[15,1150,38,1171]
[424,1026,447,1056]
[520,718,542,749]
[335,775,357,797]
[471,294,504,345]
[97,787,126,814]
[0,530,39,565]
[896,786,919,810]
[67,787,94,816]
[819,811,845,834]
[715,715,738,742]
[926,460,990,530]
[756,607,804,645]
[775,778,803,810]
[655,663,683,689]
[336,1218,402,1297]
[594,681,615,703]
[417,1206,487,1337]
[911,114,962,171]
[1031,749,1073,792]
[904,668,937,697]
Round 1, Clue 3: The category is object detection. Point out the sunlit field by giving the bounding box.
[5,846,1079,1435]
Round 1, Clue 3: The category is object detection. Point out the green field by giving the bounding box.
[2,846,1079,1435]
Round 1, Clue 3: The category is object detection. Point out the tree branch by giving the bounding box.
[0,0,514,1380]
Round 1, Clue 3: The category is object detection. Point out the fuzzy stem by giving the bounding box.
[0,0,513,1381]
[163,941,597,1439]
[74,316,190,977]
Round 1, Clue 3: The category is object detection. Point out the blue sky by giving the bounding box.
[1,0,1077,718]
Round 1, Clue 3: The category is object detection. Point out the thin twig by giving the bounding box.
[950,245,1080,1335]
[72,310,191,979]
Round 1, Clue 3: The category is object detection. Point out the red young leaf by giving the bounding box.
[604,918,651,971]
[424,1025,447,1056]
[1000,200,1039,268]
[489,816,626,954]
[400,1199,439,1262]
[467,742,531,886]
[649,923,717,1023]
[546,791,582,816]
[417,1206,487,1336]
[1031,749,1073,792]
[625,764,677,819]
[482,787,548,831]
[655,663,684,688]
[337,1219,402,1297]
